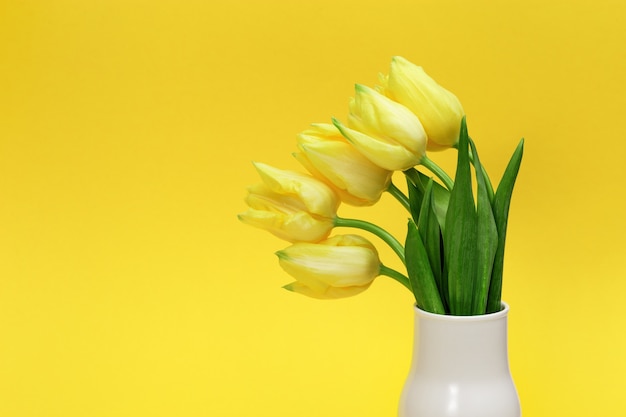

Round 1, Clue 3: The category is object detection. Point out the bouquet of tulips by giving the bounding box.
[239,57,523,316]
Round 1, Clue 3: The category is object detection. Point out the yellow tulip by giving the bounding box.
[379,56,465,151]
[334,84,427,171]
[238,162,339,243]
[295,123,392,206]
[277,235,381,299]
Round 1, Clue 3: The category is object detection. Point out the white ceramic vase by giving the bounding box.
[398,302,520,417]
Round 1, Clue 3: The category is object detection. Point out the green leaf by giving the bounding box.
[405,168,450,233]
[406,174,423,224]
[443,118,477,315]
[405,219,446,314]
[417,179,446,312]
[469,138,498,315]
[486,138,524,313]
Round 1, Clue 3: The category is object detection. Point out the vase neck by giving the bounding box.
[411,308,511,378]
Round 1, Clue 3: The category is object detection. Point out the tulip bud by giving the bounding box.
[379,56,464,151]
[277,234,381,299]
[238,162,339,243]
[295,123,392,206]
[334,84,427,171]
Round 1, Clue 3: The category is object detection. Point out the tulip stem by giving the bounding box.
[421,156,454,191]
[379,264,411,291]
[386,181,410,212]
[334,217,405,265]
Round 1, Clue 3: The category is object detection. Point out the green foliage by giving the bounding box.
[486,139,524,313]
[405,219,446,314]
[443,119,477,315]
[406,118,523,315]
[405,169,450,233]
[417,180,446,310]
[469,138,498,314]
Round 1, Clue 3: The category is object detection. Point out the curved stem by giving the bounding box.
[379,264,411,291]
[421,156,454,191]
[334,217,405,265]
[386,181,410,212]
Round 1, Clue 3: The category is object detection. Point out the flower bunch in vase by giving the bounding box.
[239,56,523,316]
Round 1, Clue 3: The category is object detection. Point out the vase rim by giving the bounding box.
[414,301,510,322]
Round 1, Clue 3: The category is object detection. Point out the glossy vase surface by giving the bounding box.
[398,302,520,417]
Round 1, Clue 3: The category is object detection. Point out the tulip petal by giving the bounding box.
[295,130,391,206]
[239,163,339,243]
[349,84,427,155]
[276,235,380,299]
[277,244,379,287]
[333,119,421,171]
[283,281,372,299]
[383,56,464,151]
[239,209,334,243]
[253,162,339,218]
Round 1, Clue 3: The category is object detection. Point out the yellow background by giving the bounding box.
[1,0,625,415]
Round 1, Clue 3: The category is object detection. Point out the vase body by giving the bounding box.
[398,302,520,417]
